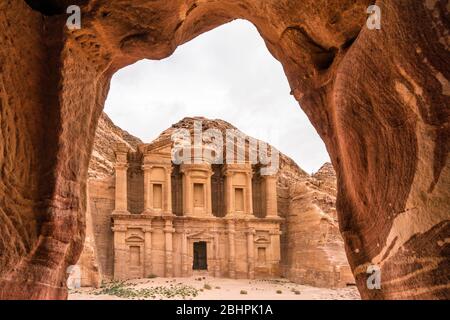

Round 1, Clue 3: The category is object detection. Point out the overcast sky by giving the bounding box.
[104,19,330,173]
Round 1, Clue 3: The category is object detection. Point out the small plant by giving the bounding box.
[276,290,282,294]
[215,286,221,289]
[203,284,212,290]
[147,274,158,279]
[294,290,300,295]
[240,290,247,295]
[93,280,199,299]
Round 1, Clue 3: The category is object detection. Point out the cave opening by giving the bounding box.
[0,0,446,301]
[75,19,355,295]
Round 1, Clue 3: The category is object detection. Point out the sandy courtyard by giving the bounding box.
[69,276,360,300]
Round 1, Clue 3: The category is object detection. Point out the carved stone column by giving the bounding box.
[112,225,127,280]
[270,229,282,276]
[164,218,174,277]
[246,171,253,215]
[247,228,255,279]
[181,231,188,276]
[144,224,153,277]
[165,166,172,213]
[206,169,213,215]
[214,231,220,277]
[264,175,278,217]
[114,163,129,212]
[227,220,236,278]
[142,164,153,213]
[182,170,192,216]
[114,144,129,213]
[225,172,233,215]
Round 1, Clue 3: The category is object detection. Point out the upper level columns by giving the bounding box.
[246,170,254,215]
[264,175,278,217]
[182,171,192,215]
[142,164,153,212]
[205,171,212,215]
[165,167,173,213]
[114,143,129,214]
[225,171,233,215]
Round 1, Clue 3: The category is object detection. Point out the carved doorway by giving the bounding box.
[193,241,207,270]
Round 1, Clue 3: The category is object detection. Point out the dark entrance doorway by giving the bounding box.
[193,241,207,270]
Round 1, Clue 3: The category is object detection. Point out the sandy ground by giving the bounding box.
[69,276,360,300]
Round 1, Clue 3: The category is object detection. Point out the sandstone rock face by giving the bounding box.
[89,113,142,179]
[76,183,101,288]
[79,114,353,288]
[281,163,354,287]
[76,113,142,285]
[0,0,448,299]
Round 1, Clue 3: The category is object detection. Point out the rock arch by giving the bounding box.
[0,0,448,299]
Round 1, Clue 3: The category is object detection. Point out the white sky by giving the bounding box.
[104,19,330,173]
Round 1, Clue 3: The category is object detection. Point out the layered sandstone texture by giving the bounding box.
[0,0,448,299]
[281,163,355,287]
[76,114,142,286]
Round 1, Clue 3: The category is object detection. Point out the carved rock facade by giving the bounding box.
[0,1,448,299]
[78,116,352,287]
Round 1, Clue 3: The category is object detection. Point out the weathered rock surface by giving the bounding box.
[0,0,448,299]
[78,113,142,284]
[282,163,354,287]
[89,112,142,179]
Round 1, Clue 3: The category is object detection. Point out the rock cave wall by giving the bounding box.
[0,0,448,299]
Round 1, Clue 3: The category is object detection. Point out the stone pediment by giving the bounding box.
[187,229,215,240]
[141,139,172,155]
[126,235,144,242]
[152,144,172,155]
[255,236,270,244]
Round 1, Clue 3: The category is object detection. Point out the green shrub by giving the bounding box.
[203,284,212,290]
[240,290,247,295]
[276,290,282,294]
[94,281,199,299]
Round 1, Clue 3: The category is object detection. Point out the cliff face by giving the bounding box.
[281,163,354,287]
[80,113,142,286]
[89,113,142,179]
[79,113,353,288]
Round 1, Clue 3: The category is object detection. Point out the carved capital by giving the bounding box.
[115,163,128,170]
[142,164,153,171]
[112,225,127,232]
[143,227,153,233]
